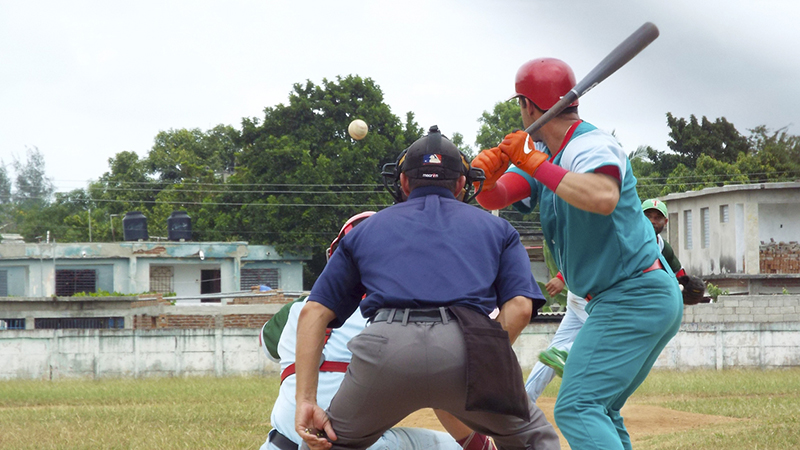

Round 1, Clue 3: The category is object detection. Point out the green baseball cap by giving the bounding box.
[642,198,668,217]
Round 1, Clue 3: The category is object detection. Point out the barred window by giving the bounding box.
[240,268,280,290]
[720,204,729,223]
[55,270,96,296]
[0,270,7,296]
[149,266,174,294]
[701,207,710,249]
[35,317,124,329]
[684,210,693,250]
[0,318,25,330]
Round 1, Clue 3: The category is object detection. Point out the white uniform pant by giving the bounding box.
[525,292,588,401]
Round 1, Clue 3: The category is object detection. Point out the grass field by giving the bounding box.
[0,369,798,449]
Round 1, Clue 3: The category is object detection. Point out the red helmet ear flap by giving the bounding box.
[326,211,376,261]
[512,58,578,110]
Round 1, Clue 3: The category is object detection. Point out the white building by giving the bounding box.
[660,181,800,294]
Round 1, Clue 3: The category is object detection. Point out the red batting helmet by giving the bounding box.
[512,58,579,110]
[326,211,376,261]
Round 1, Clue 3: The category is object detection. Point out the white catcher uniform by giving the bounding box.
[260,298,461,450]
[525,291,588,401]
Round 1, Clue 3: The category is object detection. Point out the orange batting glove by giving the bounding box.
[499,130,548,176]
[471,147,510,192]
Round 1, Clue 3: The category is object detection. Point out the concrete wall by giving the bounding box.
[0,328,279,380]
[2,295,798,380]
[518,295,800,372]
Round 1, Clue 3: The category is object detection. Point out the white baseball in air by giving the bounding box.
[348,119,368,140]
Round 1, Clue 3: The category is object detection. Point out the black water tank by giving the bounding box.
[168,211,192,241]
[122,211,148,241]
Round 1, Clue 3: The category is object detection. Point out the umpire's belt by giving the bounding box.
[371,307,453,325]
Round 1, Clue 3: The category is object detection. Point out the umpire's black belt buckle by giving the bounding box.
[371,307,452,325]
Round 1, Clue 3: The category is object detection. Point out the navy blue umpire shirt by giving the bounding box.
[309,185,545,327]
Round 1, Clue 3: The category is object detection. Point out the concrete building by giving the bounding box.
[0,240,308,299]
[660,181,800,294]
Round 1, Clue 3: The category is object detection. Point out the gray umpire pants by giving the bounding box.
[308,318,561,450]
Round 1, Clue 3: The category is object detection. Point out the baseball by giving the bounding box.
[348,119,368,140]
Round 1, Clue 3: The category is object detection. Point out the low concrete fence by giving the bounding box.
[0,328,280,380]
[514,294,800,371]
[1,295,798,380]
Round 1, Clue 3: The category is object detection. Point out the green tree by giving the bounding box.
[12,147,54,208]
[666,113,749,169]
[661,163,694,196]
[628,146,663,201]
[0,162,11,204]
[232,75,417,287]
[475,101,523,150]
[18,190,94,242]
[745,125,800,182]
[450,132,474,159]
[89,151,154,215]
[148,125,240,183]
[694,154,750,189]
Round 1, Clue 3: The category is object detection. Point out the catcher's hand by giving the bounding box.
[678,275,705,305]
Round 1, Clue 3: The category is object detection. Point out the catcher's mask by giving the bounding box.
[381,125,485,204]
[326,211,376,261]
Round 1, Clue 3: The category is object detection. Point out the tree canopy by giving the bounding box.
[5,79,800,286]
[632,115,800,199]
[4,75,424,287]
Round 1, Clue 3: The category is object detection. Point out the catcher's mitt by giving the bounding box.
[678,275,706,305]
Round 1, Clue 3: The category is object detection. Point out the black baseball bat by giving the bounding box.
[524,22,659,136]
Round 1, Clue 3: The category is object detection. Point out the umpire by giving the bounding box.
[294,126,561,450]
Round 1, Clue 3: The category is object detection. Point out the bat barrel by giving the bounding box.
[523,22,659,137]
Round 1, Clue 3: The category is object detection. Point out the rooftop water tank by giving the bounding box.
[168,211,192,241]
[122,211,148,241]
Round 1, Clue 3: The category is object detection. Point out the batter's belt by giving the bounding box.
[585,258,664,301]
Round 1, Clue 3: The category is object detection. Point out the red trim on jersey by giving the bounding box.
[549,120,583,162]
[279,327,345,384]
[586,259,664,301]
[594,165,621,183]
[280,361,350,384]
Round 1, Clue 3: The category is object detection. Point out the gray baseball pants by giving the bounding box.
[307,318,561,450]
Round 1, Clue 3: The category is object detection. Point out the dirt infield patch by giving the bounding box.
[397,398,742,449]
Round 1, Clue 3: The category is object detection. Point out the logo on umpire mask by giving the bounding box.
[381,125,486,203]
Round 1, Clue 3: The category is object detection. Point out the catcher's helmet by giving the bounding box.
[512,58,579,110]
[326,211,375,261]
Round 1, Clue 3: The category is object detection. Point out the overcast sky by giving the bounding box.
[1,0,798,192]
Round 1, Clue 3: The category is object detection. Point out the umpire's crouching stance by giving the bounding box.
[294,126,561,450]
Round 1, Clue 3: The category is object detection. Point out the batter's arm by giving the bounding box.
[475,171,531,210]
[496,295,533,344]
[553,170,620,215]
